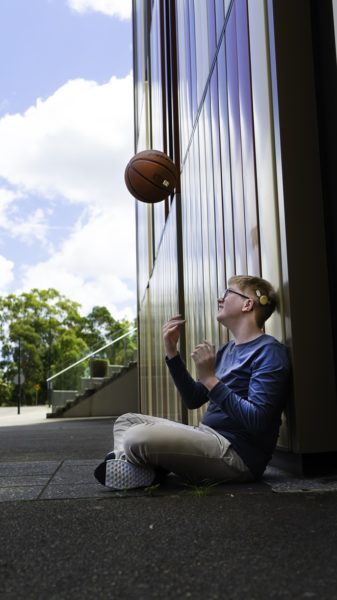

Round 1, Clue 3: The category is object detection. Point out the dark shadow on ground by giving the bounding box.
[0,418,114,462]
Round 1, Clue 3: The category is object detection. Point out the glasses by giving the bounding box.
[221,288,251,301]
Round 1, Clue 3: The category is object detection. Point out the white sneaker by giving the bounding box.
[94,458,155,490]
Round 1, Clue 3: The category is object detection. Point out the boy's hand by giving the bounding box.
[162,315,186,358]
[191,341,219,390]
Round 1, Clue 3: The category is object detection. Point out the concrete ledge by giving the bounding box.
[55,364,139,418]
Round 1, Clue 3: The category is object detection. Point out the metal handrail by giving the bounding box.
[46,327,137,383]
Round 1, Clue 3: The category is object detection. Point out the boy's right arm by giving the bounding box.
[163,316,208,409]
[162,314,186,358]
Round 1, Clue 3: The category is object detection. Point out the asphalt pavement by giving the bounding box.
[0,406,337,599]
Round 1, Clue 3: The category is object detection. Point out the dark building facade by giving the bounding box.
[132,0,337,473]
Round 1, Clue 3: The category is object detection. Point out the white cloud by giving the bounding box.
[67,0,131,20]
[0,74,134,208]
[0,187,51,247]
[0,72,137,319]
[13,209,51,247]
[22,262,135,320]
[19,204,137,316]
[0,255,14,291]
[0,188,18,226]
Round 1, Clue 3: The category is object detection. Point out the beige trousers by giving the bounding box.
[112,413,254,484]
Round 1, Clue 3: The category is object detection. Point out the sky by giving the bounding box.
[0,0,136,321]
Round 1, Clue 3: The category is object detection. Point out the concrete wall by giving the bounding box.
[62,365,139,418]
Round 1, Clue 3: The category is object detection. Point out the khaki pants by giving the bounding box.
[112,413,254,484]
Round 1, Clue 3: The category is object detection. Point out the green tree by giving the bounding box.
[0,377,14,406]
[51,330,89,391]
[0,289,137,406]
[79,306,118,350]
[0,289,86,405]
[80,307,137,364]
[107,319,137,365]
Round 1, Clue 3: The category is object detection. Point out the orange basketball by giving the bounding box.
[124,149,179,203]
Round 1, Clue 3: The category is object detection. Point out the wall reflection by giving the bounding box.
[133,0,288,442]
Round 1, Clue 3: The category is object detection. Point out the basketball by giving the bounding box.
[124,149,179,203]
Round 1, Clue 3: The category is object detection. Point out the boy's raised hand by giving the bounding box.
[162,315,186,358]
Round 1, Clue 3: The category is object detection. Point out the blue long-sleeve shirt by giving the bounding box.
[166,334,291,478]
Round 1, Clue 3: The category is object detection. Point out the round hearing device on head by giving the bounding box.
[255,289,269,305]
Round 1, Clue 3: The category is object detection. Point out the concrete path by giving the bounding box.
[1,407,337,599]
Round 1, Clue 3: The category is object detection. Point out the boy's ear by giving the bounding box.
[242,298,254,313]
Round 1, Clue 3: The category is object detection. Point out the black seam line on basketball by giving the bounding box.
[126,173,161,202]
[132,155,176,169]
[132,166,173,193]
[132,158,178,176]
[131,162,178,183]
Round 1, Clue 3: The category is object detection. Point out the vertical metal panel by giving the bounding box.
[191,126,205,347]
[188,0,198,122]
[198,109,210,340]
[247,0,282,339]
[180,157,192,354]
[181,130,202,354]
[218,39,235,287]
[139,288,153,415]
[210,66,228,345]
[236,0,260,276]
[204,91,219,344]
[138,202,182,421]
[176,1,193,160]
[150,1,167,256]
[150,1,164,151]
[133,0,145,144]
[225,0,233,18]
[215,0,225,41]
[333,0,337,59]
[136,202,150,303]
[146,205,181,420]
[193,0,210,106]
[226,8,247,275]
[135,78,153,307]
[207,0,217,65]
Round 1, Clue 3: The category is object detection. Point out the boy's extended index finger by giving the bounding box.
[163,316,186,332]
[164,316,185,326]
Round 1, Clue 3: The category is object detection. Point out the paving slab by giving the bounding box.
[0,461,60,476]
[267,477,337,493]
[40,482,107,500]
[0,486,45,502]
[50,460,101,484]
[1,458,337,503]
[0,457,275,502]
[0,475,51,487]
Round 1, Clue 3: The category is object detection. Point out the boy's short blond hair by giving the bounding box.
[228,275,278,328]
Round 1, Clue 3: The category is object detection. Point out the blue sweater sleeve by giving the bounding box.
[166,344,290,436]
[208,346,290,435]
[165,353,209,409]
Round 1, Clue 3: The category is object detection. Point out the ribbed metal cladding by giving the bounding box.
[134,0,288,429]
[133,0,337,456]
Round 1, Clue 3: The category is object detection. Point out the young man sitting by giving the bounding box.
[94,275,291,489]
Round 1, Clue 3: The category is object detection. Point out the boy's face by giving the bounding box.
[216,284,253,325]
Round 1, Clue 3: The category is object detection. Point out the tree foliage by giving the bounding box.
[0,289,136,405]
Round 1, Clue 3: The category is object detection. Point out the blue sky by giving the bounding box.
[0,0,136,320]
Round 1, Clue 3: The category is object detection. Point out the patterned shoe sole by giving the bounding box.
[105,459,155,490]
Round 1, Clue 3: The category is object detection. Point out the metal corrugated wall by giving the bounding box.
[133,0,337,457]
[134,0,289,435]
